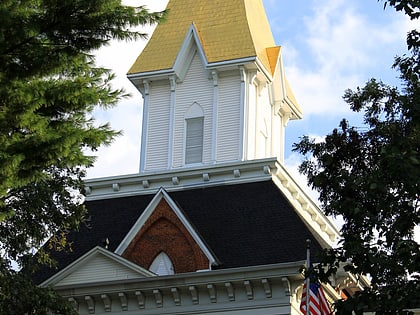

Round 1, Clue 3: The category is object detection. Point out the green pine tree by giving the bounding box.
[294,1,419,314]
[0,1,165,313]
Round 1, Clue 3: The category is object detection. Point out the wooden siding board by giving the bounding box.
[173,53,213,167]
[217,75,241,161]
[57,256,142,286]
[145,82,171,171]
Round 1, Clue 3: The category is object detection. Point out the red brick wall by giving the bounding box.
[122,198,210,273]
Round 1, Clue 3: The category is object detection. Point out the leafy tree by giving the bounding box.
[0,0,164,313]
[294,1,419,314]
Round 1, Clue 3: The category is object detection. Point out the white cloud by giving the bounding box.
[283,0,410,117]
[85,0,168,178]
[285,149,346,233]
[86,0,414,179]
[284,152,319,201]
[85,99,142,178]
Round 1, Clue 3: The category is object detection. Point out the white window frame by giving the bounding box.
[185,117,204,164]
[184,102,204,165]
[149,252,175,276]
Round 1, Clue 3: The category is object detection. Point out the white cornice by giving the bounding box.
[272,161,339,246]
[51,261,305,315]
[276,54,302,120]
[127,57,259,86]
[84,158,276,200]
[84,158,339,247]
[52,260,305,292]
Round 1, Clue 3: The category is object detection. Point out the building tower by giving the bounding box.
[34,1,363,314]
[128,0,301,172]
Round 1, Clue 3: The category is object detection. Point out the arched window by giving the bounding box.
[149,252,175,276]
[185,103,204,164]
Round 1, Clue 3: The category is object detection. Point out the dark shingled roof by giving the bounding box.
[33,180,323,284]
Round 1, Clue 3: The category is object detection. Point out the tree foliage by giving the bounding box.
[0,0,164,313]
[294,1,419,314]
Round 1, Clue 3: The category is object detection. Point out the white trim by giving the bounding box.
[114,188,218,267]
[139,80,150,172]
[184,103,205,165]
[51,260,306,314]
[211,70,218,162]
[128,69,175,83]
[149,252,175,276]
[206,57,257,69]
[252,75,259,159]
[272,161,340,246]
[168,76,176,169]
[255,57,274,82]
[185,116,204,164]
[85,158,276,200]
[85,158,339,247]
[278,53,302,120]
[173,24,208,81]
[40,246,156,288]
[239,66,247,160]
[127,58,258,83]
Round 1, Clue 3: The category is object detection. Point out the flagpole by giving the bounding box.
[306,239,311,315]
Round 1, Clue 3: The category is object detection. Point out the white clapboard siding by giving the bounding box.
[246,81,257,160]
[255,88,273,159]
[57,255,145,286]
[217,74,241,161]
[173,52,213,168]
[145,81,171,171]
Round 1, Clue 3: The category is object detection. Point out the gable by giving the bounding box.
[172,23,208,82]
[269,52,303,118]
[34,179,334,285]
[41,246,155,288]
[115,188,217,273]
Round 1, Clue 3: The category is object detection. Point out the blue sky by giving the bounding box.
[264,0,412,174]
[87,0,414,184]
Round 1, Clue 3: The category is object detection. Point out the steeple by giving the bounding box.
[128,0,302,173]
[129,0,277,76]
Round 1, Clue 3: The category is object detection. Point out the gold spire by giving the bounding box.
[128,0,277,75]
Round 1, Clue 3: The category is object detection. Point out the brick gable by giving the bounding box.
[122,198,209,273]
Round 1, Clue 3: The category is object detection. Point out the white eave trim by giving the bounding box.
[127,23,259,84]
[84,158,339,247]
[278,54,302,120]
[40,246,156,288]
[84,158,275,200]
[127,57,259,83]
[272,161,340,246]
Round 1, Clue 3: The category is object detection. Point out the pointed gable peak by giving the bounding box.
[172,23,208,80]
[128,0,277,75]
[115,188,218,273]
[40,246,155,288]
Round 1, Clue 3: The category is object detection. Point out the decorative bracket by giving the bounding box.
[207,284,217,303]
[118,292,128,311]
[262,278,272,298]
[85,296,95,314]
[171,287,181,306]
[282,276,291,296]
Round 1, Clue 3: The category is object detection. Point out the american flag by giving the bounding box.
[300,276,331,315]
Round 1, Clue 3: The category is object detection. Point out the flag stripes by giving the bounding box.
[300,280,331,315]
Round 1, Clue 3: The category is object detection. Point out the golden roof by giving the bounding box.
[128,0,301,116]
[128,0,277,75]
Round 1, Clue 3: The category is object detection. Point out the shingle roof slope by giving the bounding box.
[128,0,277,74]
[33,180,322,284]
